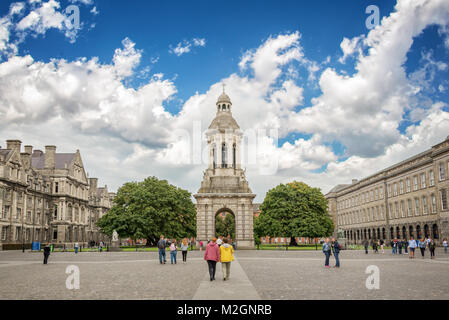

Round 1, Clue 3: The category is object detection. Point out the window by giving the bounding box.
[431,194,437,213]
[388,185,392,198]
[407,199,413,216]
[53,228,58,240]
[380,187,384,199]
[401,200,405,217]
[370,191,374,201]
[26,211,31,222]
[393,184,398,196]
[394,202,399,219]
[388,204,393,219]
[406,179,411,192]
[16,208,21,220]
[422,196,428,214]
[421,173,426,189]
[53,205,58,220]
[221,143,227,168]
[413,176,418,191]
[3,205,9,219]
[400,181,404,194]
[429,171,435,186]
[440,163,446,181]
[415,198,420,216]
[1,226,7,241]
[362,193,365,203]
[381,205,384,219]
[15,227,20,240]
[375,207,379,220]
[442,189,448,211]
[375,189,378,200]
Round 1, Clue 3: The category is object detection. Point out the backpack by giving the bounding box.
[158,240,165,249]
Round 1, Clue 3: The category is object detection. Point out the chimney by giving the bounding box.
[45,145,56,168]
[33,150,44,157]
[6,140,22,153]
[89,178,98,194]
[352,179,358,184]
[24,145,33,154]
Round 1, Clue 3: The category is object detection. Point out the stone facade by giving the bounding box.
[0,140,114,249]
[195,92,256,249]
[326,136,449,245]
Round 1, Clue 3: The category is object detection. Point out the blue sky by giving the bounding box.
[0,0,448,200]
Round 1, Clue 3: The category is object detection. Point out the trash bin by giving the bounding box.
[50,244,54,252]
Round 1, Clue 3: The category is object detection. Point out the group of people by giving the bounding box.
[322,237,341,268]
[361,237,447,259]
[157,236,191,264]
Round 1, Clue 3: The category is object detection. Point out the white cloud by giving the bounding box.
[338,35,364,64]
[169,37,206,56]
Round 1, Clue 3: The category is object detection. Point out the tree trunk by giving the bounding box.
[290,237,298,246]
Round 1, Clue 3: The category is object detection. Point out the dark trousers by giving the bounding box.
[158,249,166,264]
[207,260,217,279]
[398,247,402,254]
[430,249,435,257]
[324,251,330,266]
[334,251,340,267]
[43,253,49,264]
[420,247,425,257]
[365,246,369,254]
[182,250,187,262]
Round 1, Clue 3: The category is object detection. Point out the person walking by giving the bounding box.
[181,238,189,264]
[363,239,369,254]
[170,240,178,264]
[157,235,167,264]
[199,240,204,252]
[380,239,384,254]
[443,238,448,254]
[403,239,408,254]
[74,242,79,254]
[408,236,416,259]
[220,238,234,280]
[43,243,51,264]
[216,236,223,247]
[429,238,436,259]
[332,237,341,268]
[398,240,403,255]
[419,238,426,259]
[323,238,331,268]
[204,237,220,281]
[373,240,378,253]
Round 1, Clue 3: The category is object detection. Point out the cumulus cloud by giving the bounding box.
[169,37,206,56]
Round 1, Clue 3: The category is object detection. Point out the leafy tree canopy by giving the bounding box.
[254,181,334,242]
[96,177,196,246]
[215,213,235,239]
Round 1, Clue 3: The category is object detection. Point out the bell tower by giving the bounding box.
[195,90,256,249]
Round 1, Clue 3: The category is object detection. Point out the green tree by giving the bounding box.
[215,213,235,239]
[256,181,334,248]
[97,177,196,246]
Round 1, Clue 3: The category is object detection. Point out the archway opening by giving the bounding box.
[215,209,235,240]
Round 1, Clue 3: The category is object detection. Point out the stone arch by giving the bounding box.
[409,225,414,239]
[416,225,422,239]
[402,226,407,239]
[432,224,439,239]
[424,224,430,238]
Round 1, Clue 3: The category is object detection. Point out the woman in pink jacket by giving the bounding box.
[204,237,220,281]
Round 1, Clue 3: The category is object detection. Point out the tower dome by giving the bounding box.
[217,92,232,105]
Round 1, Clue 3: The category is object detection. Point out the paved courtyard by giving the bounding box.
[0,249,448,300]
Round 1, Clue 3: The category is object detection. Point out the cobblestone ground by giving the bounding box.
[0,249,448,300]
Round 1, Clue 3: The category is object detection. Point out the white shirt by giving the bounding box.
[216,239,223,245]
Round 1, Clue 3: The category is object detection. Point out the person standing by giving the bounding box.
[74,242,79,254]
[373,240,378,253]
[408,236,416,259]
[220,238,234,280]
[170,240,178,264]
[403,239,408,254]
[443,238,448,254]
[419,238,426,259]
[380,239,384,254]
[363,239,369,254]
[398,240,403,255]
[204,237,220,281]
[331,237,341,268]
[181,238,189,264]
[199,240,204,252]
[157,235,167,264]
[323,238,331,268]
[429,238,436,259]
[43,243,51,264]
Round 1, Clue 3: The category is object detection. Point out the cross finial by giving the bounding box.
[222,83,226,94]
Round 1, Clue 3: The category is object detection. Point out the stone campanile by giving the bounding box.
[194,90,256,249]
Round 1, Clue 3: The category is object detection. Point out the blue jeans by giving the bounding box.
[444,246,447,254]
[392,247,396,255]
[324,251,330,266]
[158,249,166,263]
[334,251,340,267]
[170,251,177,264]
[75,247,78,254]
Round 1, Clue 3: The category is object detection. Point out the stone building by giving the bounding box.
[195,92,256,249]
[326,136,449,245]
[0,140,114,249]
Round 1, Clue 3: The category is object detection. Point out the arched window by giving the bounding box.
[212,145,216,169]
[402,226,407,239]
[396,226,400,239]
[222,104,226,111]
[424,224,429,238]
[432,224,439,239]
[222,143,227,168]
[409,225,414,239]
[232,143,236,168]
[416,225,421,239]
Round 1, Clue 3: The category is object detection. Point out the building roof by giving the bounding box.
[208,112,240,131]
[327,184,351,194]
[31,153,76,169]
[217,92,232,104]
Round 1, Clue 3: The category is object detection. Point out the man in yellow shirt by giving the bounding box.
[219,238,234,281]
